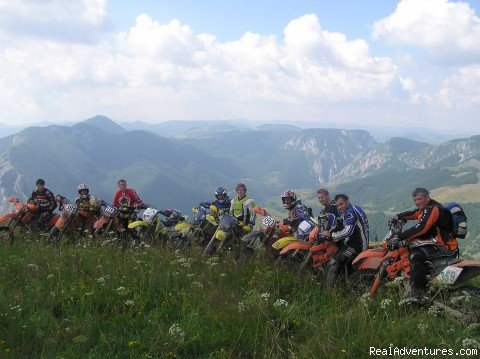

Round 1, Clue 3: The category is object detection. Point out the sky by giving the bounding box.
[0,0,479,132]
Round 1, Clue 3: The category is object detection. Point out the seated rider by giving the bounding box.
[281,190,315,239]
[230,183,256,233]
[27,178,57,229]
[112,179,144,229]
[323,194,369,287]
[193,187,232,225]
[392,187,458,303]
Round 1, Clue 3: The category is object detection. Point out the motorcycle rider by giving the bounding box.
[27,178,57,229]
[324,194,370,287]
[230,183,256,233]
[392,187,457,303]
[75,184,103,232]
[193,186,232,225]
[317,188,338,218]
[281,190,315,236]
[112,179,144,229]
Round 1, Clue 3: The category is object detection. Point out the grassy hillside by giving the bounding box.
[1,241,479,358]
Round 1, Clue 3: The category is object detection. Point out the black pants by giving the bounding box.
[326,245,360,287]
[409,245,454,294]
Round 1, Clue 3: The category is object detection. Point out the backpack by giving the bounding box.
[446,202,467,239]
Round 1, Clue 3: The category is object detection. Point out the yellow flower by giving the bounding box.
[128,339,140,347]
[341,349,346,353]
[5,348,11,353]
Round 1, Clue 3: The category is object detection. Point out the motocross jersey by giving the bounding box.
[397,199,456,250]
[320,201,338,230]
[112,188,143,211]
[75,196,91,211]
[230,195,256,228]
[212,196,231,212]
[283,201,315,240]
[28,188,57,213]
[331,204,370,251]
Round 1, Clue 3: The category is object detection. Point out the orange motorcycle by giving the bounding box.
[353,218,480,298]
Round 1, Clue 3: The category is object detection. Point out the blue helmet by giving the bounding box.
[215,186,228,203]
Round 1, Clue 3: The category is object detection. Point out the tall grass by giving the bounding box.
[0,239,479,358]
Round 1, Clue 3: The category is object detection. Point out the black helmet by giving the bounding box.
[36,178,45,186]
[215,186,228,203]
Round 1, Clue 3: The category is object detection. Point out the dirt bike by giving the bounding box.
[271,208,317,269]
[295,214,340,275]
[93,205,140,240]
[240,205,292,260]
[202,206,247,256]
[353,218,480,317]
[128,207,185,247]
[0,197,60,243]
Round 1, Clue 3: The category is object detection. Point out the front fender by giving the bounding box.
[280,241,311,256]
[93,217,107,230]
[174,222,195,232]
[352,248,387,270]
[272,236,299,250]
[0,213,16,223]
[128,220,148,229]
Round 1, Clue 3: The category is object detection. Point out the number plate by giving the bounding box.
[65,204,77,213]
[105,206,115,214]
[434,266,463,285]
[261,216,275,227]
[298,220,312,233]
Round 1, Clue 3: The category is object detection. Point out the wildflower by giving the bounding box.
[128,339,140,347]
[360,293,372,307]
[260,293,270,301]
[462,338,480,350]
[85,292,93,296]
[220,273,226,277]
[273,299,289,308]
[417,323,428,335]
[450,291,472,305]
[192,281,203,288]
[124,300,135,306]
[238,302,246,313]
[380,299,392,309]
[46,274,54,280]
[168,323,185,343]
[96,277,106,285]
[27,263,38,271]
[186,273,194,278]
[116,287,128,295]
[427,305,442,317]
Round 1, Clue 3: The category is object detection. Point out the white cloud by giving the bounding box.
[373,0,480,65]
[0,0,110,43]
[437,65,480,108]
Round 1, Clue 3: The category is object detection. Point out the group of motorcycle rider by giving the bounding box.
[20,177,461,304]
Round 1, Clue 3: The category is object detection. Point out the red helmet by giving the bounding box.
[77,183,89,199]
[281,190,297,210]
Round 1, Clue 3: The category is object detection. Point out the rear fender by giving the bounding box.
[54,216,66,229]
[448,260,480,285]
[272,236,299,250]
[280,241,311,256]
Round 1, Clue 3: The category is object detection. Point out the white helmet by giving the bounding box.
[142,207,159,224]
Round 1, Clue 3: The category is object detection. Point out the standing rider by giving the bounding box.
[230,183,256,233]
[112,179,144,229]
[392,187,457,303]
[27,178,57,230]
[323,194,370,287]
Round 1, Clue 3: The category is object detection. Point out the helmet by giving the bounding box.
[89,196,102,210]
[215,186,228,203]
[169,209,182,223]
[281,190,297,210]
[77,183,89,198]
[142,207,159,224]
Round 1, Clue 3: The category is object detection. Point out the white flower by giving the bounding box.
[238,301,246,313]
[417,323,428,335]
[116,287,128,295]
[47,274,54,280]
[27,263,38,271]
[124,300,135,306]
[462,338,480,349]
[96,277,106,285]
[360,293,372,307]
[380,299,392,309]
[273,299,289,308]
[192,281,203,288]
[220,273,226,277]
[427,305,442,317]
[168,323,185,342]
[260,293,270,301]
